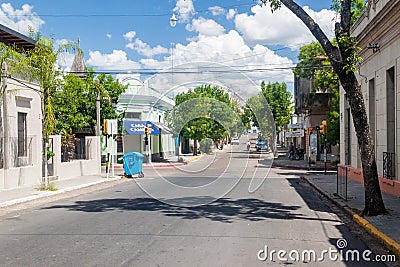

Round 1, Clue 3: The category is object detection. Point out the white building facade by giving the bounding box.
[340,0,400,196]
[117,78,176,161]
[0,71,43,189]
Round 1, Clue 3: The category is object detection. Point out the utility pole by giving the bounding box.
[96,91,101,136]
[2,62,9,170]
[95,79,101,136]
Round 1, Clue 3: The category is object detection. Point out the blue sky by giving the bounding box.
[1,0,337,96]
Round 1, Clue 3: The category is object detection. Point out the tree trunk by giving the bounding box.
[193,140,198,156]
[338,73,386,216]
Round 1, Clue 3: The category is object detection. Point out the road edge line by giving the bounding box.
[0,177,122,208]
[353,214,400,258]
[301,176,400,259]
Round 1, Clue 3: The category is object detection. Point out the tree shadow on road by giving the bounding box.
[42,196,340,224]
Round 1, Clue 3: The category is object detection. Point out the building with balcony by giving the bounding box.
[293,74,332,162]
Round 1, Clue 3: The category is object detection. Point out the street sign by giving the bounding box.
[287,123,303,129]
[285,130,304,138]
[123,121,161,135]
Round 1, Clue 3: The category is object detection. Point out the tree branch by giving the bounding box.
[341,0,352,34]
[275,0,341,62]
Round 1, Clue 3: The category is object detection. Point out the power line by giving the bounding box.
[65,64,331,76]
[10,3,254,18]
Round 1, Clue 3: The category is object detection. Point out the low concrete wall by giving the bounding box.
[50,135,101,180]
[339,164,400,198]
[57,159,100,180]
[0,165,42,190]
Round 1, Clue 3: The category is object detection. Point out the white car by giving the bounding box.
[231,137,240,145]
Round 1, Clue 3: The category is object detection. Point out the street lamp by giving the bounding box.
[170,14,178,27]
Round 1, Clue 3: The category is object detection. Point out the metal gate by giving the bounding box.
[337,165,348,201]
[42,138,54,177]
[383,152,395,180]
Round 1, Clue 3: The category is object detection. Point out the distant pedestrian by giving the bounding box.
[289,142,295,160]
[289,142,294,152]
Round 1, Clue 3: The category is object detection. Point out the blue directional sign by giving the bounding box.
[123,121,161,135]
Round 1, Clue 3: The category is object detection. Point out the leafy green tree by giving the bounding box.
[54,73,91,136]
[262,82,292,132]
[167,84,243,154]
[260,0,385,215]
[244,81,292,142]
[25,33,76,138]
[54,69,127,137]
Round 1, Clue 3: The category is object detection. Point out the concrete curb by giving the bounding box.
[300,176,355,217]
[143,163,185,168]
[301,176,400,258]
[108,154,205,170]
[353,214,400,258]
[274,163,336,171]
[0,176,122,208]
[186,154,203,163]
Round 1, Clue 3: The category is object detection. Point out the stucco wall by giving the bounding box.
[340,0,400,180]
[0,78,42,190]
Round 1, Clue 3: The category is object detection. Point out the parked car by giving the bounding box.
[231,137,240,145]
[256,139,269,152]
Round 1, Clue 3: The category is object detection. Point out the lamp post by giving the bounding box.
[169,18,181,161]
[170,14,178,27]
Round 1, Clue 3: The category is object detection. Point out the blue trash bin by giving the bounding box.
[122,152,144,178]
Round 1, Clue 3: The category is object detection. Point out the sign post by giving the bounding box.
[105,119,118,177]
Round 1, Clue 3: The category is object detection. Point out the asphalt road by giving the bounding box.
[0,141,388,266]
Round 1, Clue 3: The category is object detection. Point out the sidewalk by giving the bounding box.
[0,174,122,208]
[273,145,400,258]
[272,145,336,171]
[0,153,204,209]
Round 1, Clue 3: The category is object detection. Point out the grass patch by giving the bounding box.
[37,183,58,191]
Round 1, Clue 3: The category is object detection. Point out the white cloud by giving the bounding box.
[106,34,112,39]
[87,50,141,70]
[186,17,225,37]
[209,6,225,16]
[173,0,195,23]
[116,73,142,85]
[234,4,337,47]
[57,52,75,70]
[0,3,44,35]
[141,29,294,98]
[126,38,168,57]
[123,31,136,42]
[55,39,79,69]
[226,9,237,20]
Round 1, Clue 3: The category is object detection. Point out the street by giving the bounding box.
[0,141,386,266]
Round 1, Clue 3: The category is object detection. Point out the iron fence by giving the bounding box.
[337,165,348,201]
[61,137,87,162]
[383,152,395,180]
